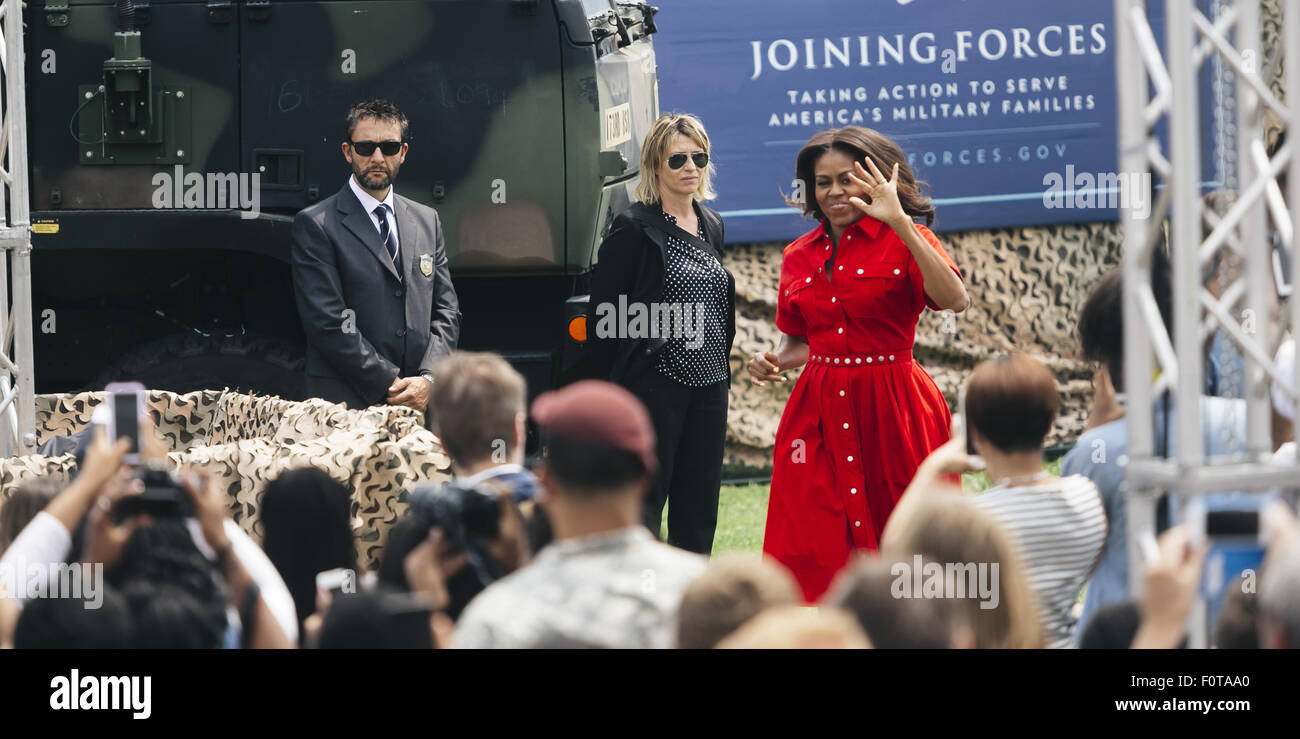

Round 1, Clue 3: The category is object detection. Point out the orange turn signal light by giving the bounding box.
[568,315,588,342]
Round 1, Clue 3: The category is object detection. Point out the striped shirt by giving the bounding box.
[972,475,1108,649]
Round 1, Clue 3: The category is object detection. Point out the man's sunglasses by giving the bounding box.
[349,140,404,156]
[667,152,709,170]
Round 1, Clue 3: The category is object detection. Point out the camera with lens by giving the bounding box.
[113,463,193,523]
[428,480,501,542]
[407,480,506,589]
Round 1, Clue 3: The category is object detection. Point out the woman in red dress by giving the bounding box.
[748,127,968,602]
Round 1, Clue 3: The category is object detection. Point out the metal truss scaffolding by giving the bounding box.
[0,0,35,458]
[1116,0,1300,647]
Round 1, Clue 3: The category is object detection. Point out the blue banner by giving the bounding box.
[652,0,1123,241]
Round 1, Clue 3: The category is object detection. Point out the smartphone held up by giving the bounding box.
[90,381,191,521]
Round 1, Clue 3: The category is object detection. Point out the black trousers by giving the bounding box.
[623,368,729,555]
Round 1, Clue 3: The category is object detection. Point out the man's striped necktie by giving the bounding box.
[374,204,399,268]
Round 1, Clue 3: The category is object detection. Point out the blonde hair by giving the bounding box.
[881,489,1044,649]
[636,113,717,205]
[676,554,800,649]
[429,351,526,467]
[714,606,871,649]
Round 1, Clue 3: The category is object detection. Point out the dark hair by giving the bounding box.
[1269,129,1287,195]
[1078,270,1125,393]
[1151,233,1173,333]
[14,587,132,648]
[1079,247,1172,395]
[965,353,1059,453]
[345,98,410,142]
[0,478,61,555]
[542,431,647,494]
[122,580,229,649]
[377,512,429,592]
[790,127,934,226]
[261,467,358,630]
[523,501,553,553]
[318,588,433,649]
[1078,600,1186,649]
[107,518,230,648]
[108,518,220,589]
[824,557,960,649]
[1079,601,1142,649]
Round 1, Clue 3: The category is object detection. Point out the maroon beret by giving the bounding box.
[530,380,657,475]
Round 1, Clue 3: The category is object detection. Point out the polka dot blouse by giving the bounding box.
[656,208,730,387]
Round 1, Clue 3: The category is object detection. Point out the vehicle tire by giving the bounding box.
[86,332,306,400]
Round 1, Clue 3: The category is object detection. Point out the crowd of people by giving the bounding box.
[1,315,1296,648]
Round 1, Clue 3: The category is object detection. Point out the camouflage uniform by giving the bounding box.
[453,526,707,649]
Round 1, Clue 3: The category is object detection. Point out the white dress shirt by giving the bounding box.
[348,174,401,255]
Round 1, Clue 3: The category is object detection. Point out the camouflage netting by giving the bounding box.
[721,221,1124,470]
[0,390,453,568]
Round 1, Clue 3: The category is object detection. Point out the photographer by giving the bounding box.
[426,351,540,503]
[360,351,541,626]
[375,472,531,623]
[0,426,132,604]
[0,423,298,648]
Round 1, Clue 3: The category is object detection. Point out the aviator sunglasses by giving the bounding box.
[667,152,709,170]
[349,140,404,156]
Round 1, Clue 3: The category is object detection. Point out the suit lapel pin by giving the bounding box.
[420,253,433,276]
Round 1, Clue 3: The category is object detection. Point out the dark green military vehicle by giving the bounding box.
[26,0,658,399]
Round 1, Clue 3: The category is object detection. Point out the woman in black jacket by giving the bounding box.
[585,113,735,555]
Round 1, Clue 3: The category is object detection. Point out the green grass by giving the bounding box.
[657,483,770,556]
[711,483,770,554]
[963,456,1062,493]
[661,457,1067,555]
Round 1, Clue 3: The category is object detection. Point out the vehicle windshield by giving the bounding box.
[579,0,613,17]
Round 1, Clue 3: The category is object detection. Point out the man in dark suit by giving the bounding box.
[291,99,460,425]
